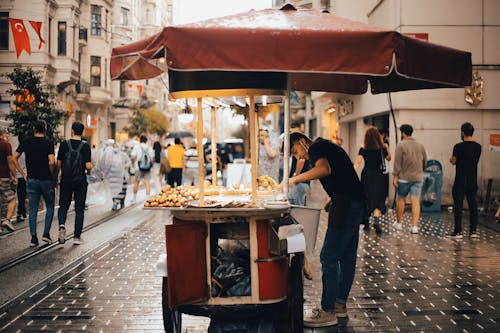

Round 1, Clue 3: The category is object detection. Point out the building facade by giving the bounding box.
[281,0,500,206]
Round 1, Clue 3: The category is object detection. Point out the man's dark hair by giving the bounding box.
[33,120,47,134]
[399,124,413,136]
[72,122,84,136]
[289,132,311,153]
[140,135,148,143]
[461,122,474,136]
[174,138,181,144]
[290,121,302,129]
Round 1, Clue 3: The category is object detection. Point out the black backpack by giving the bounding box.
[61,140,85,183]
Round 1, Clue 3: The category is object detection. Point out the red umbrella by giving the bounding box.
[111,4,472,94]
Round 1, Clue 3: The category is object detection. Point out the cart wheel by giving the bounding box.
[287,254,304,333]
[162,277,183,333]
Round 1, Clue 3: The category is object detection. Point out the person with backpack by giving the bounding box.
[130,135,154,202]
[56,122,92,245]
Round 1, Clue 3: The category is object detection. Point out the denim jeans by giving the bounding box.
[27,178,55,237]
[58,182,88,238]
[320,200,363,310]
[288,183,310,206]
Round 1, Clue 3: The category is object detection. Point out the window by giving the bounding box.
[120,80,126,97]
[57,22,67,56]
[0,12,8,50]
[120,7,129,25]
[91,5,101,36]
[90,56,101,87]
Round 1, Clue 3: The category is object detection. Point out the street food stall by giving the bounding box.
[110,4,472,332]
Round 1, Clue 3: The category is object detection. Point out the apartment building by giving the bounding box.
[110,0,172,143]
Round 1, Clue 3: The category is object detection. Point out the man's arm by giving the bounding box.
[289,158,330,186]
[263,137,276,159]
[48,154,56,177]
[353,154,363,172]
[12,151,26,179]
[7,155,18,184]
[294,158,306,175]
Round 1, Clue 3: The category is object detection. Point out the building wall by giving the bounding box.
[324,0,500,206]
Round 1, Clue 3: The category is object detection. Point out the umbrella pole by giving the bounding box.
[211,107,217,185]
[197,97,205,205]
[387,92,398,209]
[283,78,291,198]
[249,95,258,201]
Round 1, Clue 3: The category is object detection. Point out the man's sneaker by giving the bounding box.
[470,232,479,239]
[73,237,84,245]
[42,234,52,244]
[16,215,24,223]
[1,219,15,232]
[30,235,39,247]
[334,302,347,318]
[392,222,403,231]
[448,232,463,239]
[58,226,66,244]
[410,226,419,234]
[304,308,338,328]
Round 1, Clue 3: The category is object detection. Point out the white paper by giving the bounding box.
[278,224,303,240]
[287,233,306,254]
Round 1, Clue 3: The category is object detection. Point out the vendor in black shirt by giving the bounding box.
[288,133,364,328]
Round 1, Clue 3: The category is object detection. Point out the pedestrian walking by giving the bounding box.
[94,139,128,210]
[354,126,391,234]
[288,132,365,328]
[13,120,56,247]
[166,138,185,187]
[56,122,92,245]
[131,135,154,201]
[392,124,427,234]
[448,122,481,239]
[0,127,18,232]
[15,151,27,223]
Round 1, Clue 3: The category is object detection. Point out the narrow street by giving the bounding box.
[0,182,499,332]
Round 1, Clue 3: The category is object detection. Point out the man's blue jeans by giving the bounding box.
[27,179,55,237]
[320,200,363,310]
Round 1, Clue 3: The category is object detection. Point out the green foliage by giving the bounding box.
[2,66,66,143]
[125,105,169,137]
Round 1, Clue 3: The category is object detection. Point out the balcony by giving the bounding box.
[75,80,90,102]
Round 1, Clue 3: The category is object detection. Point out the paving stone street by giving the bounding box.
[1,189,499,332]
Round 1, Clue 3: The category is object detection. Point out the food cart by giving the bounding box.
[147,88,312,332]
[111,5,472,332]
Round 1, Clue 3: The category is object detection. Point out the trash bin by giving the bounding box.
[421,160,443,212]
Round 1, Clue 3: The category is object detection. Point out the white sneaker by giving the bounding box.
[410,226,419,234]
[73,237,84,245]
[392,222,403,230]
[1,219,15,232]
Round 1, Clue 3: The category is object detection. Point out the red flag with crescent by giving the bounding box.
[9,18,31,57]
[29,21,45,49]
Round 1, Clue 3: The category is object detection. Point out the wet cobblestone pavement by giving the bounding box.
[1,207,499,332]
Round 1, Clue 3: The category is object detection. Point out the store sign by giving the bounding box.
[86,114,98,127]
[490,134,500,151]
[404,33,429,41]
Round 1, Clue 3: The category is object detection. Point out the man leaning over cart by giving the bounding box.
[288,132,365,328]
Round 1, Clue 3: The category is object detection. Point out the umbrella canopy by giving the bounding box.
[111,4,472,95]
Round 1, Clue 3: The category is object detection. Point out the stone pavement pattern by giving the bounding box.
[1,208,499,332]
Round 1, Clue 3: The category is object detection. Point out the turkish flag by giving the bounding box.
[137,84,143,95]
[29,21,45,49]
[9,18,31,57]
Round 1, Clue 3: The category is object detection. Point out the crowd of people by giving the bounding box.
[0,118,492,329]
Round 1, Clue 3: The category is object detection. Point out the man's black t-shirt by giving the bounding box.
[308,138,364,227]
[16,137,55,180]
[57,139,92,177]
[452,141,481,188]
[309,138,364,200]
